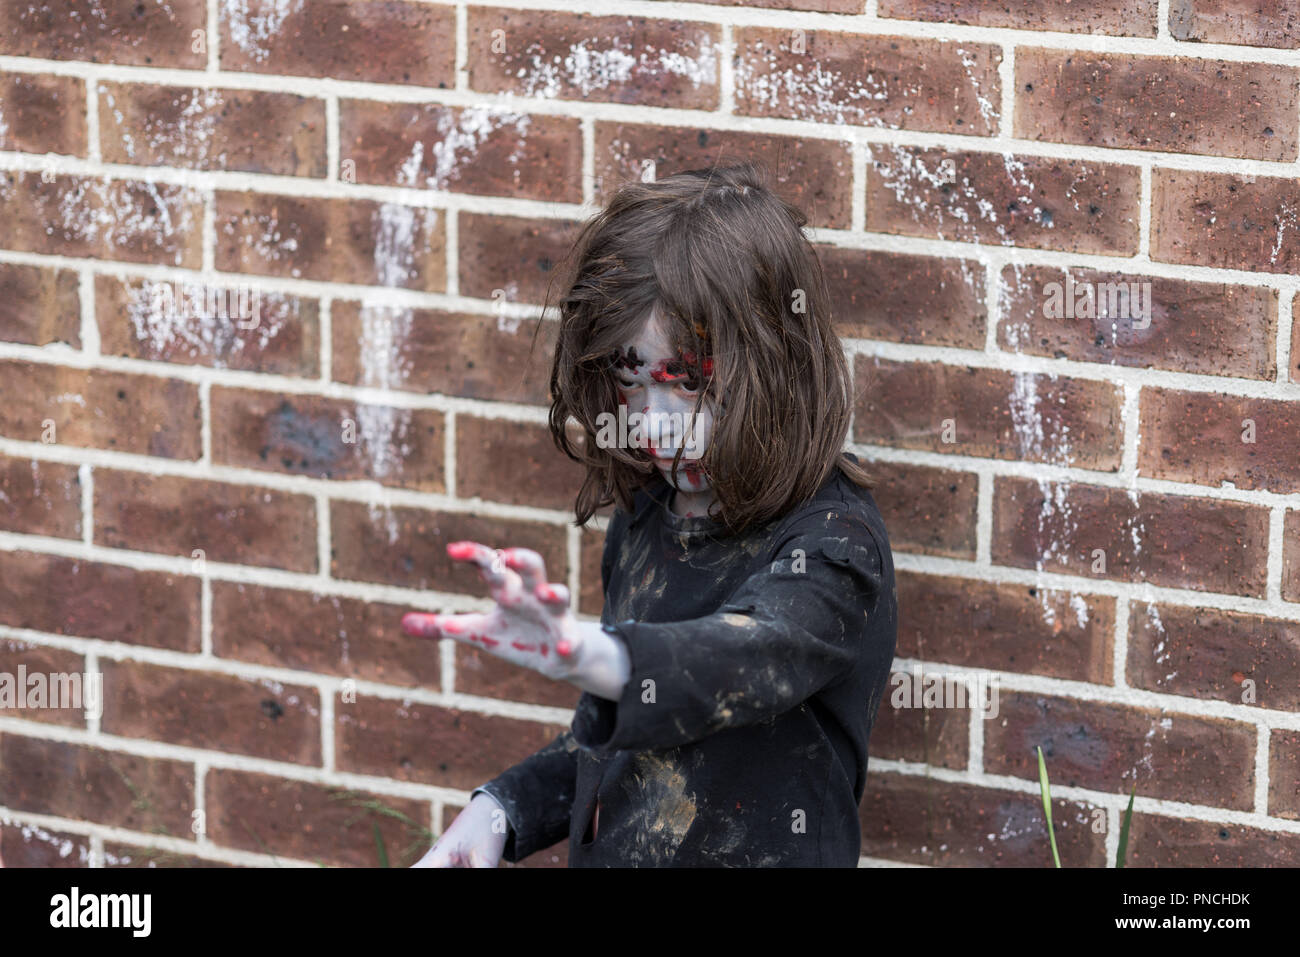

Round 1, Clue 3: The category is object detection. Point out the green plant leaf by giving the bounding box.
[372,820,390,869]
[1116,784,1136,869]
[1037,745,1061,869]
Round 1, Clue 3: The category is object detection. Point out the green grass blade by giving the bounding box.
[1116,784,1136,869]
[372,820,390,869]
[1037,746,1061,869]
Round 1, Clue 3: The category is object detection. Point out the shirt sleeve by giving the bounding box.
[471,729,579,862]
[570,516,886,755]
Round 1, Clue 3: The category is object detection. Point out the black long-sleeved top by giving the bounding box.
[474,453,897,867]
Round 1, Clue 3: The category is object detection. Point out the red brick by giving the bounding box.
[1140,388,1300,493]
[1269,730,1300,819]
[0,551,200,651]
[0,361,200,459]
[336,693,567,788]
[0,263,80,347]
[860,773,1107,866]
[0,455,82,539]
[0,733,194,835]
[330,501,566,592]
[456,416,585,511]
[458,213,579,303]
[467,8,720,109]
[330,302,554,405]
[855,357,1124,470]
[1286,510,1300,602]
[219,0,455,86]
[94,471,317,573]
[1129,603,1300,710]
[0,73,86,155]
[868,148,1140,254]
[99,83,326,176]
[215,191,445,289]
[994,478,1269,596]
[1152,168,1300,274]
[95,276,320,377]
[735,28,1001,135]
[211,387,444,491]
[211,582,440,688]
[0,173,203,267]
[1015,50,1299,161]
[0,822,89,867]
[441,802,570,867]
[1169,0,1300,48]
[0,639,88,728]
[862,460,978,559]
[0,1,207,68]
[822,248,985,347]
[100,660,322,766]
[595,124,853,229]
[985,693,1256,809]
[898,572,1114,683]
[869,674,970,769]
[341,101,582,203]
[881,0,1157,34]
[455,645,581,710]
[998,264,1277,380]
[207,769,431,867]
[1125,813,1300,865]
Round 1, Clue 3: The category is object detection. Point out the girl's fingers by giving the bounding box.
[401,612,502,652]
[502,548,548,592]
[447,541,521,605]
[401,612,443,638]
[534,582,571,615]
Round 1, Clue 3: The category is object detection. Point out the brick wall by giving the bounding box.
[0,0,1298,868]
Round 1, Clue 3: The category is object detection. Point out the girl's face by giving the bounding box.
[611,310,715,495]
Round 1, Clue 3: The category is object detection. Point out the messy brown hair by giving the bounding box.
[542,162,871,533]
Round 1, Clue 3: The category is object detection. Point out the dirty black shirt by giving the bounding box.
[474,454,898,867]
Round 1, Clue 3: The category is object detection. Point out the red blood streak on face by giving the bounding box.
[471,634,500,649]
[680,351,714,379]
[447,541,476,561]
[539,644,550,657]
[511,641,537,652]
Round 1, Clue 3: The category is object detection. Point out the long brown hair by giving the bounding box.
[542,161,871,533]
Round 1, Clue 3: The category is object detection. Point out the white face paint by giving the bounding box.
[611,310,715,504]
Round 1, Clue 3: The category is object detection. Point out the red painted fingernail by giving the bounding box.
[447,541,476,560]
[556,639,572,657]
[537,584,557,602]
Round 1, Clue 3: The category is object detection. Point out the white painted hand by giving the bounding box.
[401,541,630,700]
[411,792,508,868]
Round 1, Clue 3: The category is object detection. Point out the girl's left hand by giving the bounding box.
[400,541,630,701]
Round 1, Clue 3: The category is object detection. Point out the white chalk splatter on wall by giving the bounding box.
[513,35,718,100]
[224,0,303,63]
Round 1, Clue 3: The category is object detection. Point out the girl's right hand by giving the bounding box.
[411,791,509,868]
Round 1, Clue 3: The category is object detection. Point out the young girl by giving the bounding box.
[401,163,897,867]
